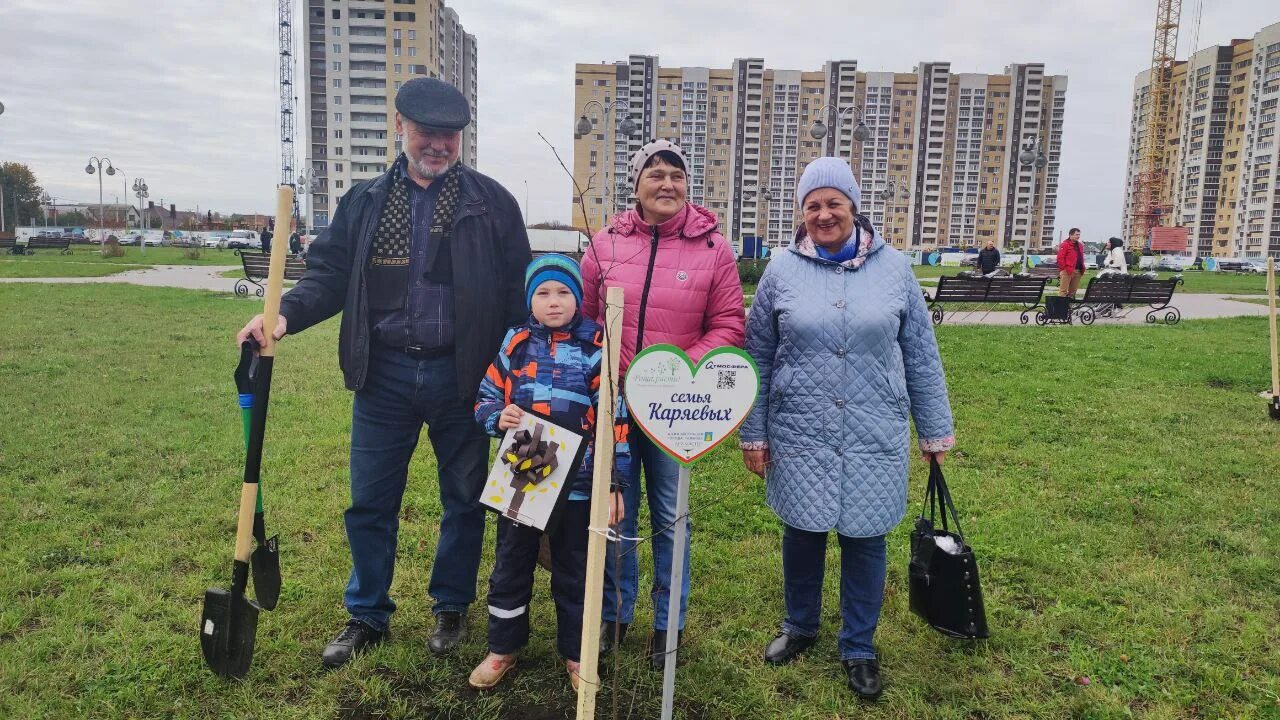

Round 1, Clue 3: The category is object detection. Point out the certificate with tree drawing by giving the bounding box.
[480,411,590,531]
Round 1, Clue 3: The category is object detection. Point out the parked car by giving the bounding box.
[225,230,261,249]
[203,231,232,249]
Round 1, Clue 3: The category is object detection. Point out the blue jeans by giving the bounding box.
[781,525,886,661]
[343,349,490,631]
[602,431,691,631]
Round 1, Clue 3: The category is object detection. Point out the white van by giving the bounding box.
[226,230,261,249]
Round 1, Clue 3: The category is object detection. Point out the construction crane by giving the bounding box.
[276,0,297,224]
[1129,0,1182,249]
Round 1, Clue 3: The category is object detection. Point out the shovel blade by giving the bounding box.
[251,536,281,611]
[1270,396,1280,421]
[200,587,260,679]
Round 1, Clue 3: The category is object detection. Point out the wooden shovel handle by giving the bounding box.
[260,186,294,359]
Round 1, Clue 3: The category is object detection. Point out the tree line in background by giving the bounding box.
[0,162,44,235]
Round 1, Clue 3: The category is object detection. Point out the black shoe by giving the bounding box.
[599,621,628,655]
[427,611,468,656]
[321,619,387,669]
[842,658,882,701]
[647,629,683,670]
[763,631,816,665]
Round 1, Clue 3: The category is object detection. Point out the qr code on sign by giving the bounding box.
[716,370,735,390]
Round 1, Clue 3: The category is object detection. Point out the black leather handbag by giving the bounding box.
[908,458,990,639]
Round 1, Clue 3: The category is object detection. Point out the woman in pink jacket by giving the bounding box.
[581,139,746,667]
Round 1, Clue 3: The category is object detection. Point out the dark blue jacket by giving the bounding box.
[279,156,531,399]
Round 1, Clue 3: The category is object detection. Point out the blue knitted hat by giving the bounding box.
[796,157,861,209]
[525,253,583,310]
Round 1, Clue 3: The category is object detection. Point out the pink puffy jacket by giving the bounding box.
[581,203,746,373]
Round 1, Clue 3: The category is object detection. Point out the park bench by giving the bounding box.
[1022,263,1059,283]
[927,275,1049,325]
[24,236,73,255]
[1035,274,1182,325]
[0,237,19,255]
[234,250,307,297]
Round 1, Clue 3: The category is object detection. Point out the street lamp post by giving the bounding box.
[296,169,318,238]
[133,178,149,254]
[742,184,774,257]
[1017,135,1048,274]
[875,180,910,247]
[40,192,51,227]
[576,99,638,226]
[808,104,872,149]
[85,156,115,252]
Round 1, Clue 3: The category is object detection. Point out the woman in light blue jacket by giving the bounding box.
[739,157,955,701]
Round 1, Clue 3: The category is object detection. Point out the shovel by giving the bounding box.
[236,339,281,610]
[201,186,294,679]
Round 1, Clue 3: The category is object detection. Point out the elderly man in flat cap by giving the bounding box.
[237,77,531,669]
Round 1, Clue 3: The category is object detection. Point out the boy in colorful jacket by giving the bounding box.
[469,253,630,691]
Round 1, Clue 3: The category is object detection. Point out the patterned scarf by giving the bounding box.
[367,159,463,310]
[793,214,876,270]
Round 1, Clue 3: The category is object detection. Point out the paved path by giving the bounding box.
[0,264,240,293]
[3,266,1272,323]
[930,292,1269,325]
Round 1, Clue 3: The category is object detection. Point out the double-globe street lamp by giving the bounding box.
[133,178,150,254]
[576,100,638,225]
[1017,135,1048,274]
[741,184,774,258]
[808,104,872,145]
[40,192,53,227]
[85,156,115,249]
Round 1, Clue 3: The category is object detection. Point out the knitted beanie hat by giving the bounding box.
[524,253,584,310]
[796,157,861,209]
[629,139,690,190]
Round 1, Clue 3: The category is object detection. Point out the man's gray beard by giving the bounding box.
[408,154,458,180]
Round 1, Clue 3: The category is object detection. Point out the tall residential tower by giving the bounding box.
[304,0,477,230]
[572,56,1066,252]
[1124,21,1280,258]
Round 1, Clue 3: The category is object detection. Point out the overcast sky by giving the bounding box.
[1,0,1277,237]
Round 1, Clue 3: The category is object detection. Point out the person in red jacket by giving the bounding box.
[1056,228,1086,297]
[580,139,745,667]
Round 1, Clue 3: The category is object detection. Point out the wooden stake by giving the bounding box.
[576,286,623,720]
[1268,257,1278,399]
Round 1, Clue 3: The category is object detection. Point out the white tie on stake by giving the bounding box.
[623,343,760,720]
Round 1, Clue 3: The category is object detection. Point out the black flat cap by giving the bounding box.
[395,77,470,131]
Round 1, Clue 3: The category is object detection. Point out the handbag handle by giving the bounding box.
[922,457,967,543]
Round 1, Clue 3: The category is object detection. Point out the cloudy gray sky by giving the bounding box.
[1,0,1277,237]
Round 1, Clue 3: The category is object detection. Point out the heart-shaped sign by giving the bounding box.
[624,344,759,465]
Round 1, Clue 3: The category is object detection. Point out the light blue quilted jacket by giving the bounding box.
[740,226,955,537]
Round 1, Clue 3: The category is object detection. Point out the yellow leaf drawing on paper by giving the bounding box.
[490,495,504,504]
[522,482,536,492]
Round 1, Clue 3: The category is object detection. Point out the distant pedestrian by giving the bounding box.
[260,225,273,255]
[1103,237,1127,273]
[977,240,1001,275]
[1056,228,1086,297]
[289,231,303,256]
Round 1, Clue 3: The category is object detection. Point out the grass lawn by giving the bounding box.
[0,258,141,278]
[12,246,240,267]
[1,283,1278,719]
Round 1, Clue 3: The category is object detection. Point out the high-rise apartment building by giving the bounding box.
[1124,21,1280,258]
[572,56,1066,252]
[304,0,477,230]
